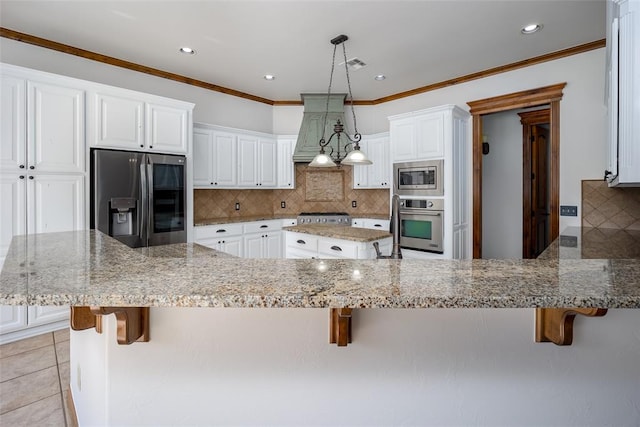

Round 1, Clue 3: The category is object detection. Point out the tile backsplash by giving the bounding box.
[582,180,640,230]
[194,164,390,223]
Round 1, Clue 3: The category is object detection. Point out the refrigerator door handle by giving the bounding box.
[146,155,155,245]
[140,154,149,245]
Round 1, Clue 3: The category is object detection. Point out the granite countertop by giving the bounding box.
[283,225,392,242]
[1,230,639,309]
[195,215,297,226]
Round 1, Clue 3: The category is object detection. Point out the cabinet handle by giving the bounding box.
[19,175,25,179]
[140,145,144,148]
[216,229,226,233]
[29,176,34,180]
[29,165,35,170]
[149,146,153,149]
[19,165,25,169]
[210,182,214,185]
[296,239,306,245]
[260,225,268,229]
[330,245,342,252]
[374,224,382,228]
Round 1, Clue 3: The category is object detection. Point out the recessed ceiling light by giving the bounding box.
[374,74,386,81]
[521,24,543,34]
[179,47,196,54]
[263,74,276,81]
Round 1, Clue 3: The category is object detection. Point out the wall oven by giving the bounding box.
[393,159,444,197]
[399,198,444,253]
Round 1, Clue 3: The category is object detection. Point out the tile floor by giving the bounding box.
[0,328,73,426]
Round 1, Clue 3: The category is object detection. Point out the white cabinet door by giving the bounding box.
[237,134,258,187]
[368,136,391,188]
[390,117,416,161]
[221,235,243,257]
[352,139,369,188]
[193,128,214,187]
[243,233,263,258]
[28,81,85,173]
[29,174,85,234]
[0,76,26,171]
[92,92,145,150]
[0,306,27,334]
[146,102,188,154]
[212,131,237,187]
[0,175,26,259]
[264,232,282,258]
[258,138,277,187]
[276,137,295,188]
[415,112,444,159]
[27,306,69,327]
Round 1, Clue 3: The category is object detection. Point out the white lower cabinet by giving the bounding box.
[0,306,27,335]
[194,223,244,257]
[285,231,392,259]
[352,218,390,231]
[244,232,282,259]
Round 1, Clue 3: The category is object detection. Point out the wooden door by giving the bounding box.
[530,125,550,257]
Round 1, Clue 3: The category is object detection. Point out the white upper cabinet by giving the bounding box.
[0,76,26,171]
[353,133,390,189]
[1,75,84,174]
[390,107,445,161]
[193,124,278,189]
[88,88,193,154]
[92,93,144,150]
[606,0,640,186]
[213,131,238,187]
[276,136,296,189]
[146,102,189,153]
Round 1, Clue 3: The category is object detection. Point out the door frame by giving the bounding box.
[467,83,565,259]
[519,109,551,258]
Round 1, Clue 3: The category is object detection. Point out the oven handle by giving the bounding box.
[399,210,442,217]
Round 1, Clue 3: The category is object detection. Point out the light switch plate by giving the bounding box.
[560,205,577,216]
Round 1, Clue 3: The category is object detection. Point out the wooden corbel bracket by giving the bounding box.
[329,308,353,347]
[535,308,608,346]
[70,306,149,345]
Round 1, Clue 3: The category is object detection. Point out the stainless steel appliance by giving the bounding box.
[398,198,444,253]
[393,159,444,197]
[91,149,186,248]
[297,212,351,226]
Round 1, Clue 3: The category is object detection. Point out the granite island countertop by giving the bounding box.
[1,230,639,309]
[283,224,392,242]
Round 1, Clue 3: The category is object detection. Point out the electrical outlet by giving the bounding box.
[560,205,577,216]
[235,202,240,211]
[280,201,286,209]
[351,200,357,208]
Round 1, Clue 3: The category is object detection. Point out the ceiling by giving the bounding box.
[0,1,606,103]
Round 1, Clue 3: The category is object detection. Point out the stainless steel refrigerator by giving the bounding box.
[91,149,186,248]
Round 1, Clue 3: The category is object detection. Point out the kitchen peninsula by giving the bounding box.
[1,230,639,425]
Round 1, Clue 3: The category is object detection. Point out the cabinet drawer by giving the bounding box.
[285,247,318,259]
[285,232,318,252]
[363,219,390,231]
[194,224,243,239]
[243,220,282,234]
[281,218,297,227]
[318,239,358,259]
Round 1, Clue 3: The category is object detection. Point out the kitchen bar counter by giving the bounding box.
[283,224,392,242]
[538,226,640,260]
[1,230,639,309]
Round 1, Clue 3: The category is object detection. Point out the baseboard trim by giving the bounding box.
[66,387,80,427]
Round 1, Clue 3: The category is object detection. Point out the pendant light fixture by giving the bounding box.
[309,35,372,168]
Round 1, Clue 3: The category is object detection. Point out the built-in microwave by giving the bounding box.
[393,159,444,197]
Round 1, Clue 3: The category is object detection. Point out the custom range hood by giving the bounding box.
[292,93,346,163]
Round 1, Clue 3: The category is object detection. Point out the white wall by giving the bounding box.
[274,48,607,230]
[482,111,524,258]
[0,38,273,133]
[72,308,640,426]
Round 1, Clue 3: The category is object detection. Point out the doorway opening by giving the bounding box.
[467,83,565,259]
